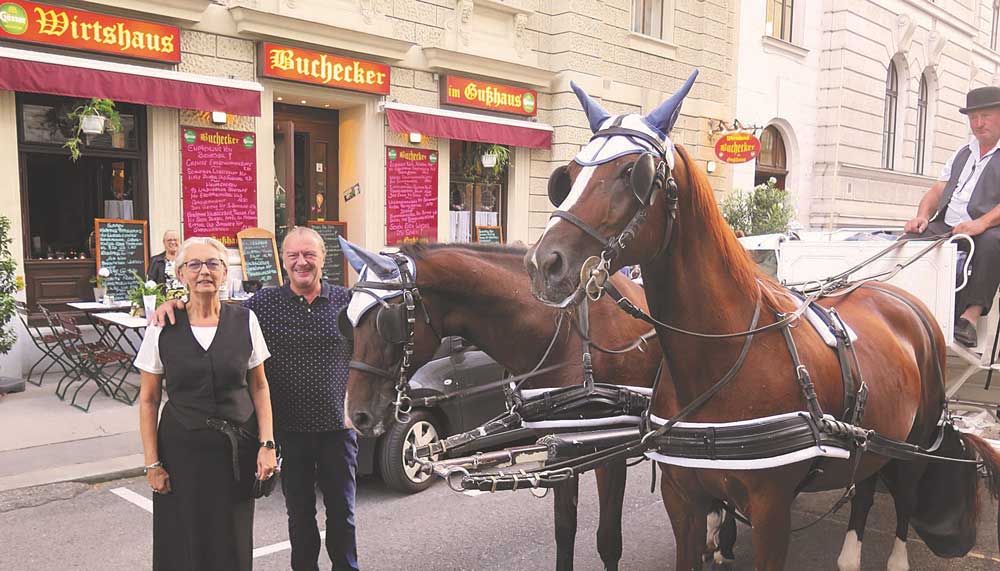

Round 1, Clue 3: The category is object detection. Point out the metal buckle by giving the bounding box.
[581,255,609,301]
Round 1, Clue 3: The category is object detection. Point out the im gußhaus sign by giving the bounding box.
[0,1,180,63]
[259,42,390,95]
[441,75,537,117]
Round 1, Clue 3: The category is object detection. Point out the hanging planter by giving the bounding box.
[79,114,106,135]
[480,153,497,169]
[63,98,122,162]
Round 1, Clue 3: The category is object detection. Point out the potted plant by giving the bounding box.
[0,216,23,394]
[90,267,110,302]
[63,98,122,162]
[721,177,795,237]
[127,271,165,317]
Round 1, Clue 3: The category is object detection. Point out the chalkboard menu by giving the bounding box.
[475,225,503,244]
[94,218,149,299]
[307,221,348,286]
[237,228,281,288]
[181,127,258,247]
[385,146,438,244]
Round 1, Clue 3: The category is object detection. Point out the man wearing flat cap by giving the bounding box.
[905,86,1000,347]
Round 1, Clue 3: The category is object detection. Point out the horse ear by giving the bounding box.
[570,80,611,133]
[645,69,698,135]
[548,165,572,207]
[337,236,399,279]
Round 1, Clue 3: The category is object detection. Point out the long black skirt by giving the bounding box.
[153,408,257,571]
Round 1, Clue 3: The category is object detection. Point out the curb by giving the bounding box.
[77,466,145,485]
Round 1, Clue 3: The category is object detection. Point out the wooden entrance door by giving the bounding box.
[273,104,339,251]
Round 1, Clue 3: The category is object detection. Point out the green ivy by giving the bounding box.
[0,217,18,355]
[721,178,795,237]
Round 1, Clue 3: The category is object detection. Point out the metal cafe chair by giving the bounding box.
[51,312,137,412]
[36,305,89,398]
[14,301,74,386]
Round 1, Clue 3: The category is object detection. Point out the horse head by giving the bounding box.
[525,71,697,307]
[338,238,442,437]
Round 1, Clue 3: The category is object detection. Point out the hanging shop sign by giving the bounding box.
[260,42,390,95]
[0,1,180,63]
[441,75,537,116]
[181,128,258,247]
[385,146,438,245]
[714,131,761,164]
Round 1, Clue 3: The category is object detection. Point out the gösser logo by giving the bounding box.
[183,130,196,144]
[0,3,28,35]
[387,148,398,161]
[243,135,254,149]
[522,93,535,114]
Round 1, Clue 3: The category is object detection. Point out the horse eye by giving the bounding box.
[623,166,633,178]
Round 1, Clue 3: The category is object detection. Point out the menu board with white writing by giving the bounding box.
[94,219,148,299]
[181,127,258,248]
[385,146,438,244]
[307,221,347,287]
[237,228,282,288]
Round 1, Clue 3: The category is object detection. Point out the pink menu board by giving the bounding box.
[385,146,438,244]
[181,128,258,247]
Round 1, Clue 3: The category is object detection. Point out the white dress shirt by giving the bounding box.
[939,137,1000,226]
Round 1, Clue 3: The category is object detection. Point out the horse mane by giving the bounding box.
[672,145,794,312]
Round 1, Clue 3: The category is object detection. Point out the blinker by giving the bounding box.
[376,304,410,345]
[548,165,572,207]
[336,307,354,341]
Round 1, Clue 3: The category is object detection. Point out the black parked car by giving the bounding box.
[357,337,509,493]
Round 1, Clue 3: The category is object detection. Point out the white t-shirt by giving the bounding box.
[939,137,1000,226]
[134,310,270,375]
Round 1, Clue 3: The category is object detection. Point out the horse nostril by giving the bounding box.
[353,411,372,431]
[540,250,565,281]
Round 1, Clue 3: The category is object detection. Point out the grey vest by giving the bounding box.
[934,145,1000,223]
[159,303,255,430]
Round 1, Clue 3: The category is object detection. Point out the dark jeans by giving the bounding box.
[280,429,359,571]
[903,219,1000,315]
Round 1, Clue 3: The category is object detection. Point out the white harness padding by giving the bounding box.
[345,256,417,326]
[519,386,653,430]
[789,294,859,348]
[643,411,851,470]
[574,115,676,171]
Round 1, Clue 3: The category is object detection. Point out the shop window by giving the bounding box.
[882,62,899,170]
[765,0,794,43]
[915,74,929,175]
[16,94,147,261]
[754,126,788,188]
[449,141,509,243]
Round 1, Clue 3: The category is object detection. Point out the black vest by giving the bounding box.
[159,303,255,430]
[934,145,1000,223]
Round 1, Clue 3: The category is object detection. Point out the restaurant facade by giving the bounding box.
[0,0,737,325]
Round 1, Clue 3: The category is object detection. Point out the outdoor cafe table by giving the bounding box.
[66,301,133,313]
[91,312,148,359]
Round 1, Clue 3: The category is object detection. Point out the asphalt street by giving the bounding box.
[2,468,1000,570]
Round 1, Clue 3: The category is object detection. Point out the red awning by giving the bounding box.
[385,103,552,149]
[0,47,261,116]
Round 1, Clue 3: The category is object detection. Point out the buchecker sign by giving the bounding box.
[714,132,762,164]
[441,76,537,116]
[260,42,390,95]
[0,1,180,63]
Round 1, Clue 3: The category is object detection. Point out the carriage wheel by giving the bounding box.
[378,409,442,493]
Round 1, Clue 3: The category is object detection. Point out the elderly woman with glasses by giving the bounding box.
[134,237,278,571]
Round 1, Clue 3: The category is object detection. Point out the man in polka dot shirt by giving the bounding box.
[154,226,358,571]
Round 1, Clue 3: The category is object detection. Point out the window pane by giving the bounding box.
[20,100,138,151]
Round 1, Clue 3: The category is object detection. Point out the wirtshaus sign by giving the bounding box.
[260,42,390,95]
[0,1,180,63]
[441,76,537,117]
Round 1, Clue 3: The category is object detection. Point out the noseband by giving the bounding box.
[548,121,679,300]
[348,253,434,423]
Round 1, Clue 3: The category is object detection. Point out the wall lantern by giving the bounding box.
[211,111,228,125]
[408,132,422,144]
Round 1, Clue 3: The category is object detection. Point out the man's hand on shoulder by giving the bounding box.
[953,218,990,237]
[148,299,185,327]
[903,216,929,234]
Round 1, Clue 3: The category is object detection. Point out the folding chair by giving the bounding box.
[52,312,136,411]
[14,301,74,386]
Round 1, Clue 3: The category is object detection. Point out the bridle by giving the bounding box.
[346,253,435,423]
[547,119,679,302]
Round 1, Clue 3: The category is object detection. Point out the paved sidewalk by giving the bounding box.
[0,372,143,492]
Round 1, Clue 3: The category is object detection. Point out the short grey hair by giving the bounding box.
[175,237,229,269]
[282,226,326,257]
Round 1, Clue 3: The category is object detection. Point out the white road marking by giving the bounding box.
[110,486,324,559]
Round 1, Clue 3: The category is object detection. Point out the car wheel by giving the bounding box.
[378,409,442,493]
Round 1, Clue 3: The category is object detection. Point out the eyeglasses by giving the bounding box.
[183,259,225,272]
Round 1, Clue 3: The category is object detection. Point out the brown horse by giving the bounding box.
[525,76,1000,570]
[339,240,661,571]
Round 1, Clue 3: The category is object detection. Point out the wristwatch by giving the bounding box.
[260,440,276,449]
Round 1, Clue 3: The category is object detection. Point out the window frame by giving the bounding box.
[992,1,1000,52]
[631,0,675,43]
[882,62,899,171]
[765,0,795,43]
[915,74,929,175]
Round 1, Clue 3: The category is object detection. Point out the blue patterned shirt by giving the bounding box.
[243,281,351,432]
